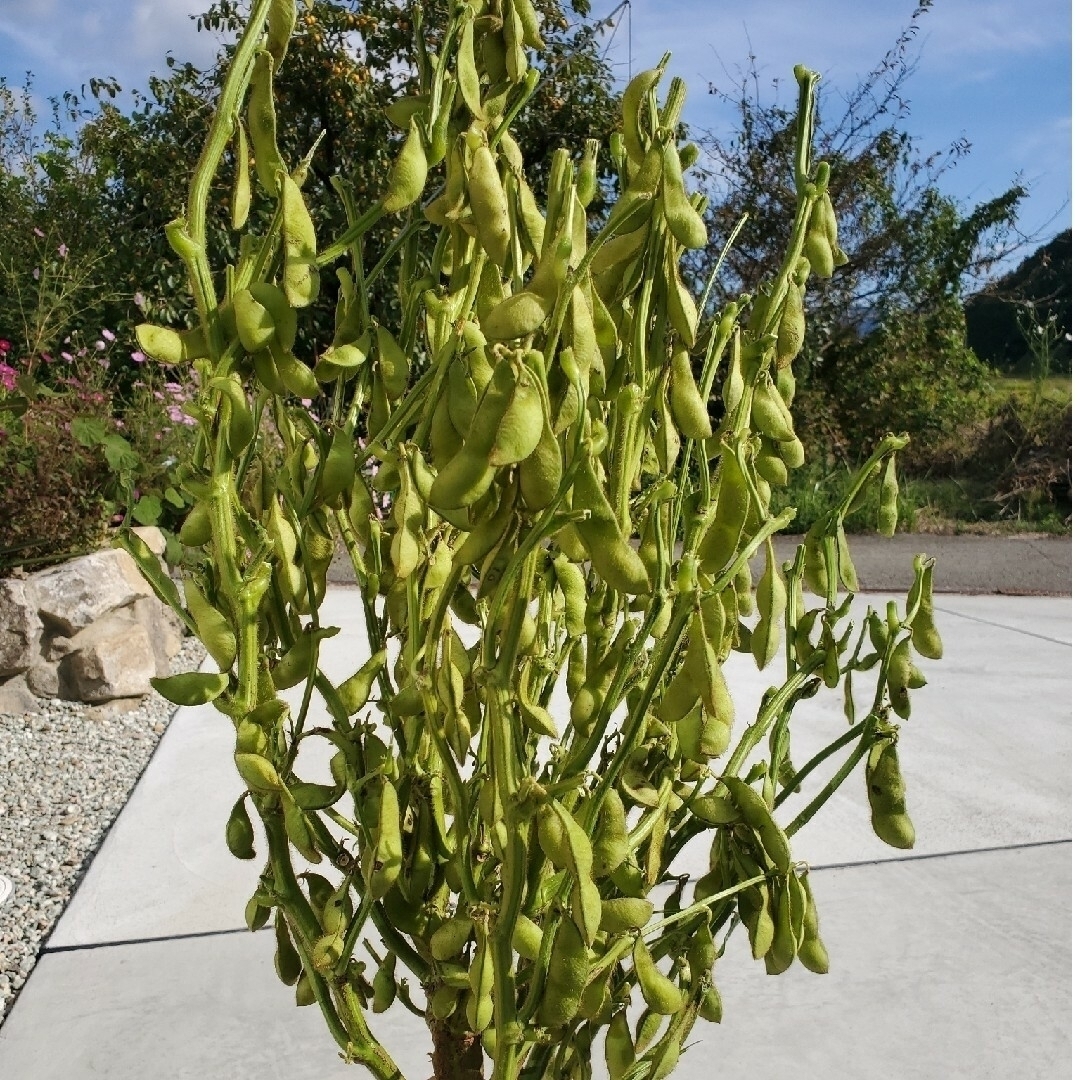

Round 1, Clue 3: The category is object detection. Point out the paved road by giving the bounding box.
[330,533,1072,595]
[0,588,1069,1080]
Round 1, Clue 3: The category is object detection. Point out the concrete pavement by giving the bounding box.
[0,587,1070,1079]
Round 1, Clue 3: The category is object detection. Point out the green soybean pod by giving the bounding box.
[316,424,355,507]
[467,933,495,1031]
[722,777,791,871]
[274,911,302,985]
[633,936,684,1015]
[519,417,563,512]
[151,671,229,707]
[513,0,544,49]
[179,500,213,548]
[910,557,944,659]
[572,456,650,595]
[183,578,237,671]
[225,794,256,860]
[468,143,512,266]
[267,0,297,66]
[599,897,654,934]
[281,171,319,308]
[877,454,899,537]
[751,377,796,442]
[699,440,750,575]
[512,914,543,961]
[796,869,830,974]
[383,115,429,213]
[661,139,708,250]
[669,346,712,440]
[621,66,662,168]
[230,117,251,230]
[750,540,785,670]
[592,787,629,878]
[457,12,484,120]
[537,919,589,1028]
[606,1010,636,1080]
[775,281,805,368]
[699,984,723,1023]
[247,50,285,194]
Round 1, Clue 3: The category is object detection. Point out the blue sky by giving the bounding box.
[0,0,1070,275]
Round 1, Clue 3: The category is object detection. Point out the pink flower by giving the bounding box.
[131,350,146,364]
[61,352,74,362]
[167,404,185,423]
[133,292,146,309]
[32,268,40,280]
[94,340,106,351]
[0,363,16,391]
[101,328,115,342]
[57,244,68,258]
[0,340,11,355]
[33,227,44,238]
[97,357,110,368]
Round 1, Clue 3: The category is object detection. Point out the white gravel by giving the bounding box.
[0,636,207,1023]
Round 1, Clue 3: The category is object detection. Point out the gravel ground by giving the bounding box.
[0,635,207,1024]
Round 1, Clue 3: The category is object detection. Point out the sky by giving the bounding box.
[0,0,1070,274]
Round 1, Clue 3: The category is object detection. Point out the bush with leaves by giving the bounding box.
[125,3,943,1078]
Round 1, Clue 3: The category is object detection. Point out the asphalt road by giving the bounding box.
[329,532,1071,596]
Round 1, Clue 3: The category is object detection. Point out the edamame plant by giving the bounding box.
[122,1,942,1077]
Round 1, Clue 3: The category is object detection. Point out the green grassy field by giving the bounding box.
[989,373,1071,405]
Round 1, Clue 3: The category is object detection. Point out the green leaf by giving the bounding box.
[132,494,162,525]
[152,671,229,706]
[71,416,109,447]
[102,434,139,473]
[163,486,186,509]
[0,396,28,418]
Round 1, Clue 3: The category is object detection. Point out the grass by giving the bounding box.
[989,373,1071,406]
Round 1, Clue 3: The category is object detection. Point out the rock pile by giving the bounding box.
[0,529,184,713]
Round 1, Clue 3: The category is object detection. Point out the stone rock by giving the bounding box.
[0,675,40,715]
[0,579,42,677]
[58,613,157,702]
[87,697,145,721]
[30,549,153,636]
[131,596,185,678]
[131,526,167,557]
[25,663,59,699]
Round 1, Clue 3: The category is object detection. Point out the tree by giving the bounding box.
[964,229,1071,374]
[689,2,1025,463]
[59,0,620,358]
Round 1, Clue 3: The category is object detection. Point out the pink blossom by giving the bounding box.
[32,268,40,280]
[131,350,146,364]
[167,404,184,423]
[57,244,68,258]
[181,414,196,427]
[0,363,16,391]
[101,328,115,342]
[97,358,110,369]
[133,292,146,309]
[33,227,44,238]
[94,340,106,351]
[0,340,12,355]
[61,352,74,362]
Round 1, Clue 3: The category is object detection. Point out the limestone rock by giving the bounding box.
[131,526,167,557]
[25,663,60,698]
[0,579,42,677]
[59,613,156,702]
[0,675,40,715]
[131,596,185,678]
[30,549,153,636]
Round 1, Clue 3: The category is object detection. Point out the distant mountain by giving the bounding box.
[964,230,1071,373]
